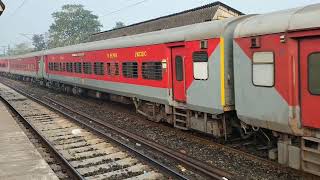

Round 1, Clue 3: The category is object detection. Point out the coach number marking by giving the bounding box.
[135,51,147,58]
[107,53,118,59]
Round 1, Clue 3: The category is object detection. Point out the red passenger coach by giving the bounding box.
[234,5,320,175]
[45,38,220,104]
[10,57,39,73]
[45,44,170,89]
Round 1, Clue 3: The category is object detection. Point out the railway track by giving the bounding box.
[0,82,233,180]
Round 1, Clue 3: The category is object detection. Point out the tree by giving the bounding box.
[113,21,125,29]
[7,43,33,55]
[48,4,102,48]
[32,34,48,51]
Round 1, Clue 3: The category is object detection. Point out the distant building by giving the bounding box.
[89,1,244,42]
[0,1,5,16]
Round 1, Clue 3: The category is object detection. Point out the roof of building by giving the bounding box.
[234,3,320,37]
[90,1,244,41]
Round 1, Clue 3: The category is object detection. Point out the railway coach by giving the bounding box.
[1,16,249,138]
[1,3,320,177]
[234,4,320,175]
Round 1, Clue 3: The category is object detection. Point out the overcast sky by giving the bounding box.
[0,0,319,48]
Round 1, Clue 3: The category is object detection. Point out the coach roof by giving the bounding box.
[3,16,244,60]
[234,3,320,37]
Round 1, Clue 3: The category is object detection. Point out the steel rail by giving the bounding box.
[0,96,85,180]
[43,96,233,180]
[3,83,189,180]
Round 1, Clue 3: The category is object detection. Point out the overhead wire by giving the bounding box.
[100,0,150,17]
[9,0,28,17]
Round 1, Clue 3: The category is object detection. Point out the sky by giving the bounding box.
[0,0,320,49]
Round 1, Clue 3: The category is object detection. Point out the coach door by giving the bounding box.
[299,38,320,129]
[171,47,186,102]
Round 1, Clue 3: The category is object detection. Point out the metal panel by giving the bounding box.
[233,42,292,133]
[187,45,222,112]
[47,74,169,104]
[235,3,320,37]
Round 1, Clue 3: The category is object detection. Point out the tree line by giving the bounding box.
[6,4,125,56]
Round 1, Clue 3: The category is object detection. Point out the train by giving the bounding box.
[1,3,320,176]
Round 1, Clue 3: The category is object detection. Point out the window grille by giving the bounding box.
[94,62,104,75]
[142,62,162,80]
[106,62,120,76]
[62,63,66,71]
[66,63,73,72]
[122,62,138,78]
[54,63,59,71]
[74,62,82,73]
[49,63,53,70]
[83,62,92,74]
[115,63,119,76]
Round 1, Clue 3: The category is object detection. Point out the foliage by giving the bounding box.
[113,21,125,29]
[7,42,33,55]
[32,34,48,51]
[48,4,102,48]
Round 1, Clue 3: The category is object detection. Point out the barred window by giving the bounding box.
[107,63,111,75]
[54,63,59,71]
[106,62,120,76]
[94,62,104,75]
[62,63,66,71]
[49,63,53,70]
[83,62,92,74]
[122,62,138,78]
[115,63,119,76]
[66,63,73,72]
[74,62,82,73]
[142,62,162,80]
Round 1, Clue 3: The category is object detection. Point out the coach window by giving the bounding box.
[106,62,119,76]
[142,62,162,80]
[175,56,183,81]
[252,52,274,87]
[193,51,208,80]
[62,63,66,71]
[308,52,320,95]
[54,63,59,71]
[83,62,92,74]
[94,62,104,75]
[66,63,73,72]
[59,63,62,71]
[122,62,138,78]
[49,63,53,70]
[106,63,111,75]
[75,62,82,73]
[115,63,119,76]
